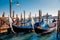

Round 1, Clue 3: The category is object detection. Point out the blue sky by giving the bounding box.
[0,0,60,17]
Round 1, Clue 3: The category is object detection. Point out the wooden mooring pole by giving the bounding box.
[39,10,42,27]
[57,10,60,39]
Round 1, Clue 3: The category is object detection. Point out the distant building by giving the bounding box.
[33,14,57,20]
[42,14,57,19]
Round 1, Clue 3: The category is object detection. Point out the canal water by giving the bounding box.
[58,32,60,40]
[0,31,57,40]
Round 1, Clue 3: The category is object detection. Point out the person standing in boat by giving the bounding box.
[7,16,16,34]
[31,17,35,33]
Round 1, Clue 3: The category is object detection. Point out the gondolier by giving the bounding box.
[7,16,16,34]
[31,18,35,32]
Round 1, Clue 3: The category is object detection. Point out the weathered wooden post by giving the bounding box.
[12,11,14,24]
[24,10,25,26]
[21,13,22,26]
[16,14,19,25]
[1,12,5,25]
[39,10,42,27]
[29,12,31,25]
[35,14,36,22]
[46,13,48,24]
[12,11,14,18]
[57,10,60,39]
[16,14,18,18]
[2,12,5,17]
[10,0,12,17]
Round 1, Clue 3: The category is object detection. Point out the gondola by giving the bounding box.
[12,19,33,33]
[35,26,56,34]
[34,24,56,34]
[34,18,56,34]
[12,11,33,33]
[33,10,56,34]
[12,24,32,33]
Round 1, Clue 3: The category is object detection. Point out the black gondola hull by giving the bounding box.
[12,25,33,33]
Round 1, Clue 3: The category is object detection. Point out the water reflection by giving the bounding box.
[28,33,41,40]
[0,31,57,40]
[27,31,56,40]
[58,32,60,40]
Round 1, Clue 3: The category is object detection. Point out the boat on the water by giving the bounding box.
[0,10,56,35]
[34,27,56,34]
[34,11,56,34]
[34,18,56,34]
[12,12,33,33]
[12,23,32,33]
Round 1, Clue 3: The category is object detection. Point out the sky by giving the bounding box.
[0,0,60,17]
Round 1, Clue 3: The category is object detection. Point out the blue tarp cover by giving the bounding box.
[21,20,31,24]
[13,24,32,29]
[34,18,50,29]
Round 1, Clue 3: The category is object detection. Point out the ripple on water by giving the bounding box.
[38,31,57,40]
[58,32,60,40]
[0,31,57,40]
[28,33,41,40]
